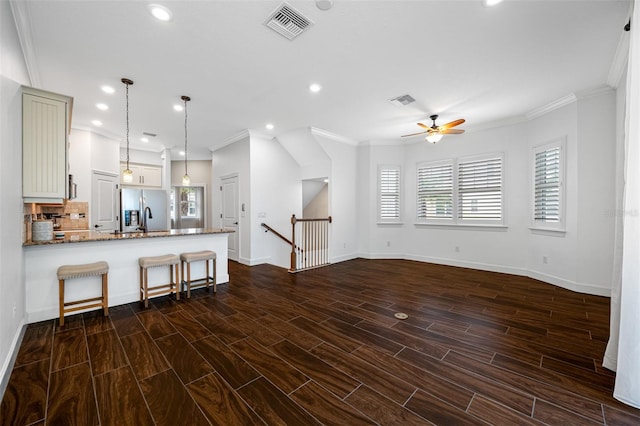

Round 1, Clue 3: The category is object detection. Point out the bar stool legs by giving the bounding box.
[139,254,180,308]
[180,250,217,298]
[57,261,109,327]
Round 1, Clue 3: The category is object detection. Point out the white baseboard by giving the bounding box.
[0,320,26,401]
[526,270,610,297]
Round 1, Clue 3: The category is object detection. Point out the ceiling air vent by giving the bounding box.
[389,94,416,107]
[264,2,313,41]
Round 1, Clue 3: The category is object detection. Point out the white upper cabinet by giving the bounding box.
[22,87,73,203]
[120,163,162,187]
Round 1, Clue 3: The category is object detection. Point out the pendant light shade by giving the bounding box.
[181,95,191,186]
[426,133,443,144]
[121,78,134,183]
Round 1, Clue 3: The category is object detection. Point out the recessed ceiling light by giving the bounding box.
[96,103,108,111]
[266,123,274,130]
[91,120,103,126]
[101,85,115,94]
[482,0,504,6]
[148,4,172,21]
[309,83,322,93]
[141,137,149,143]
[173,104,184,112]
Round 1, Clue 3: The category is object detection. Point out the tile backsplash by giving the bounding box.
[25,201,89,232]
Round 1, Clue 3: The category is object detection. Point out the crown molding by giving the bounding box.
[309,127,359,146]
[10,0,41,87]
[210,129,251,152]
[575,85,614,100]
[606,30,630,88]
[525,93,577,121]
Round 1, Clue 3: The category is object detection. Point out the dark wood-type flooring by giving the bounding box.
[2,259,640,425]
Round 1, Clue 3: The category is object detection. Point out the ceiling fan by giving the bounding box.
[401,114,465,144]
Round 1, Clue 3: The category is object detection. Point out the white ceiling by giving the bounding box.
[13,0,631,158]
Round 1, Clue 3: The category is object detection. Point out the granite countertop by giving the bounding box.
[23,228,235,246]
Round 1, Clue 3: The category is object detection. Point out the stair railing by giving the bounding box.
[290,214,332,272]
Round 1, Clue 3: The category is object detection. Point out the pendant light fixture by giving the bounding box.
[121,78,134,183]
[181,95,191,186]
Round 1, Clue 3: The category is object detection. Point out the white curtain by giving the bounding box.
[603,0,640,409]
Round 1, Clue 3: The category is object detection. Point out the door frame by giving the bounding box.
[221,173,239,262]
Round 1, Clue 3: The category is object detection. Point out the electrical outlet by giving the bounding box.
[12,303,17,319]
[543,256,548,264]
[70,213,80,220]
[455,246,460,253]
[386,241,391,247]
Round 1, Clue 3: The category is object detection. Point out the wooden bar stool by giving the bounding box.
[57,261,109,327]
[139,254,180,308]
[180,250,216,298]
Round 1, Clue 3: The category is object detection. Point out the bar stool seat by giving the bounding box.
[180,250,216,298]
[139,254,180,308]
[57,261,109,327]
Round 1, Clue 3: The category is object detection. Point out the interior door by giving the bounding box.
[91,171,118,232]
[221,175,239,262]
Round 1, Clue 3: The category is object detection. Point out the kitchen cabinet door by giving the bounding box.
[120,163,162,187]
[22,89,72,202]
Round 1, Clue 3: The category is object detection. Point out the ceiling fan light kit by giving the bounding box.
[401,114,466,143]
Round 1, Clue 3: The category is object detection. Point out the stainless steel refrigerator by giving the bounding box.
[120,188,168,232]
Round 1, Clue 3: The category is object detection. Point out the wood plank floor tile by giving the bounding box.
[228,314,284,347]
[165,310,211,342]
[187,373,265,425]
[191,335,260,389]
[82,310,113,335]
[533,399,602,425]
[358,320,450,359]
[14,322,53,367]
[230,337,309,394]
[94,366,155,426]
[155,333,214,384]
[86,329,128,376]
[352,344,475,411]
[468,394,544,425]
[445,350,604,422]
[271,339,361,399]
[139,369,209,426]
[405,388,488,425]
[194,311,247,344]
[136,309,176,339]
[237,376,321,425]
[47,362,98,426]
[51,327,87,371]
[110,305,145,337]
[603,404,640,425]
[291,380,376,425]
[120,331,170,380]
[541,355,615,391]
[310,342,415,404]
[321,317,403,355]
[0,359,49,425]
[259,314,323,350]
[289,315,362,353]
[345,384,431,425]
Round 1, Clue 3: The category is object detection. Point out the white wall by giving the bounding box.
[0,0,30,396]
[250,133,301,268]
[212,134,250,262]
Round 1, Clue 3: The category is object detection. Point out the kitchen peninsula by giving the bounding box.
[24,228,234,322]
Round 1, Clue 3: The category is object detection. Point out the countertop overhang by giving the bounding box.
[23,228,235,246]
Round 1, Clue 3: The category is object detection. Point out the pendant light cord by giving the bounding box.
[125,82,130,170]
[184,97,188,177]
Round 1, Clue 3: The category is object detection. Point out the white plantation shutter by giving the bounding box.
[458,155,503,221]
[417,161,453,220]
[534,147,560,222]
[378,166,401,222]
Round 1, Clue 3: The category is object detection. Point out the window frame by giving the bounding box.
[377,164,402,224]
[416,153,505,227]
[531,138,566,232]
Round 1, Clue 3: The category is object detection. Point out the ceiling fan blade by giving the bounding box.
[416,122,430,129]
[441,129,465,135]
[439,118,465,130]
[401,130,429,137]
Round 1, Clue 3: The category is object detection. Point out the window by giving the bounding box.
[458,155,503,222]
[378,165,401,222]
[417,153,504,225]
[417,161,453,221]
[533,139,564,229]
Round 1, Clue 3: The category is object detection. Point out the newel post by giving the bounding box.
[290,214,297,271]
